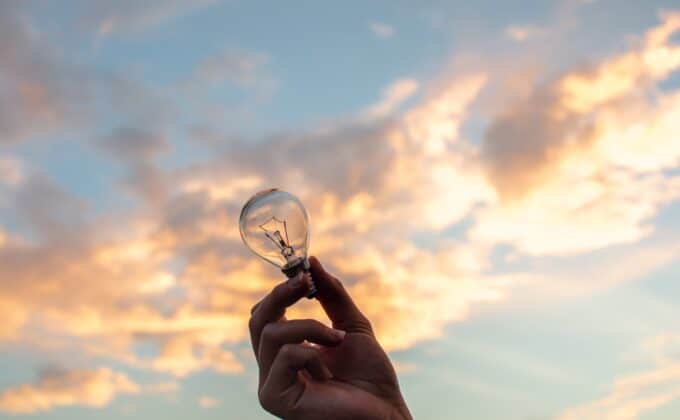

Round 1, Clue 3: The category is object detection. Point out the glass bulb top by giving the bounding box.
[239,189,310,270]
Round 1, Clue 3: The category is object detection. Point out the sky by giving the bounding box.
[1,0,680,419]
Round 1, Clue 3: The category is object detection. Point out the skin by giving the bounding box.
[249,256,413,420]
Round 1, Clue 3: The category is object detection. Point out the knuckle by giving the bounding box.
[260,322,279,343]
[279,343,297,359]
[358,314,373,331]
[299,318,323,330]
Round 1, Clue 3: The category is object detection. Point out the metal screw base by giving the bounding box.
[282,258,317,299]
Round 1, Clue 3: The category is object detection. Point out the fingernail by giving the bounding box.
[331,329,346,340]
[288,272,304,289]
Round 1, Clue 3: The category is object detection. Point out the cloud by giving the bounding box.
[315,241,507,351]
[0,171,248,376]
[198,396,220,408]
[98,125,169,204]
[0,67,499,387]
[0,367,139,414]
[0,156,24,186]
[474,11,680,255]
[505,25,544,42]
[190,47,270,88]
[80,0,219,36]
[362,78,419,119]
[170,71,502,352]
[180,46,277,111]
[0,2,170,145]
[0,3,84,144]
[151,336,244,377]
[369,21,395,39]
[484,11,680,198]
[559,11,680,114]
[559,334,680,420]
[0,296,28,341]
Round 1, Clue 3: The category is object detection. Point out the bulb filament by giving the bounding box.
[259,217,295,260]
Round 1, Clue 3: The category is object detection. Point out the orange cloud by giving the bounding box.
[0,368,139,414]
[560,11,680,113]
[475,11,680,255]
[322,241,507,351]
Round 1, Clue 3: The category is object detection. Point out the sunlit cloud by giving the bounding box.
[362,78,419,119]
[0,367,139,414]
[474,11,680,255]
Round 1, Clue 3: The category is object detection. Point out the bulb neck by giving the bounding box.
[281,258,316,298]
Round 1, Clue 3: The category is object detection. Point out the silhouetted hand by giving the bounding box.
[249,256,413,420]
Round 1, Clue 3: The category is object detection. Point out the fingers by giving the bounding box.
[308,256,372,333]
[249,272,313,356]
[258,319,345,385]
[259,343,331,416]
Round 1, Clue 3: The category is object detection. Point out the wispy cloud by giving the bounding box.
[198,396,220,408]
[190,48,270,88]
[362,78,419,119]
[559,334,680,420]
[81,0,219,36]
[369,21,395,39]
[505,24,544,42]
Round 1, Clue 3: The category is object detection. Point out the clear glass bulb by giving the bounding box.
[239,189,315,296]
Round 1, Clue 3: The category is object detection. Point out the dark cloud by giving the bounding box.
[481,81,597,199]
[192,118,399,201]
[12,174,89,241]
[98,126,170,205]
[0,2,172,145]
[0,3,87,143]
[100,126,168,162]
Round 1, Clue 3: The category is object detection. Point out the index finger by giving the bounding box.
[308,256,372,334]
[248,272,313,356]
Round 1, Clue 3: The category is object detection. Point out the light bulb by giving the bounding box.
[239,188,316,297]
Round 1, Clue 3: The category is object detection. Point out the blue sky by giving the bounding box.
[1,1,680,419]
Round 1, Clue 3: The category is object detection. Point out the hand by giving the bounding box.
[249,256,413,420]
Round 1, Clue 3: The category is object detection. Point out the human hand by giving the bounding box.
[248,256,412,420]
